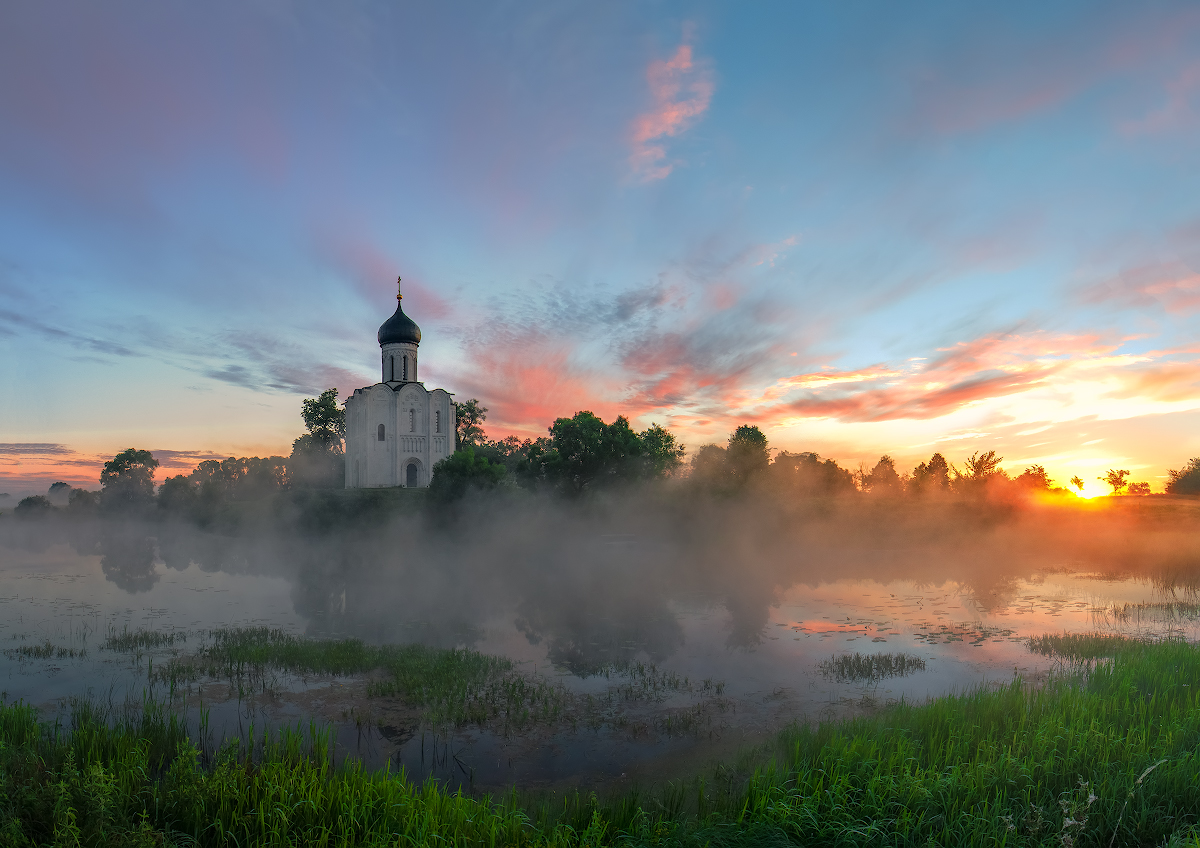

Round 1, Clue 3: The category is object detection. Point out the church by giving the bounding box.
[343,279,456,488]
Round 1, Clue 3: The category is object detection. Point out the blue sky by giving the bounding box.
[3,1,1200,495]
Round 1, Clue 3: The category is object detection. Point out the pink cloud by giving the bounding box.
[315,232,452,320]
[629,42,714,181]
[1081,262,1200,314]
[1122,60,1200,135]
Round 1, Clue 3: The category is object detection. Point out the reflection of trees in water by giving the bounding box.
[99,530,159,593]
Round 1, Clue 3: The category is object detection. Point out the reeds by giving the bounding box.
[818,650,926,683]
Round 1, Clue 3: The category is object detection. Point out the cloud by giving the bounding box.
[745,331,1128,425]
[314,231,453,320]
[0,308,141,358]
[0,444,74,455]
[629,41,714,181]
[1080,262,1200,314]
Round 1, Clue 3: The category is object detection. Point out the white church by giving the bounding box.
[343,279,456,488]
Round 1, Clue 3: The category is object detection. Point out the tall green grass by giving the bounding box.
[818,651,926,683]
[4,639,1200,845]
[154,628,727,735]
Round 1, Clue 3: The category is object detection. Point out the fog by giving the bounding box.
[6,484,1199,662]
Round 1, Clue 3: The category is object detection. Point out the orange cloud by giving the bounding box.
[629,42,714,182]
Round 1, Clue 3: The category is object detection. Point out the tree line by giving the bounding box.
[9,385,1200,520]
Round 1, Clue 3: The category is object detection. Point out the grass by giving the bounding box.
[818,651,926,683]
[1026,631,1169,660]
[103,625,186,652]
[1,641,85,660]
[152,628,729,736]
[5,639,1200,845]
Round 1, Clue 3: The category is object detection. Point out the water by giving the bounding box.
[2,507,1197,793]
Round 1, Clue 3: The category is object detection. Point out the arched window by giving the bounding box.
[409,409,415,432]
[389,356,395,381]
[377,424,385,441]
[435,410,441,433]
[402,356,408,381]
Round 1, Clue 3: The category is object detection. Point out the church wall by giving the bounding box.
[344,383,456,490]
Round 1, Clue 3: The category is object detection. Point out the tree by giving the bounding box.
[291,390,346,488]
[1101,469,1129,495]
[14,495,54,518]
[1015,465,1053,490]
[47,481,71,505]
[294,389,345,455]
[548,411,643,492]
[772,451,855,496]
[1127,481,1151,495]
[455,399,488,449]
[100,448,159,511]
[1166,458,1200,495]
[639,423,685,477]
[910,453,950,495]
[1070,476,1085,494]
[429,446,507,502]
[863,455,902,494]
[962,451,1004,481]
[690,444,730,489]
[727,425,770,486]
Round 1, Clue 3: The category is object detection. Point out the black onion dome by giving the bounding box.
[377,301,421,346]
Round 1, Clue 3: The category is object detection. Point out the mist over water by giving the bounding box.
[3,487,1199,789]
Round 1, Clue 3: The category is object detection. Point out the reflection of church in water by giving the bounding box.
[343,279,455,488]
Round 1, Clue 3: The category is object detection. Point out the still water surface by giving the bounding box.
[1,514,1194,792]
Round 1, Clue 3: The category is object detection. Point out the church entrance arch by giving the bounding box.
[406,462,418,488]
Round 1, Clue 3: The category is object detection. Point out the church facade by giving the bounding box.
[343,281,455,488]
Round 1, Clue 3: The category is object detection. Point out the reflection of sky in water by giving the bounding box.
[2,538,1193,718]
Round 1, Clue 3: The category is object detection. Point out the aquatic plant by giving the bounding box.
[1,641,84,660]
[818,650,926,683]
[1025,631,1173,660]
[103,625,186,652]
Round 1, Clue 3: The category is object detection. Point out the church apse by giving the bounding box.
[343,278,456,489]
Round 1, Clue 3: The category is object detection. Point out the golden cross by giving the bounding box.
[396,276,403,301]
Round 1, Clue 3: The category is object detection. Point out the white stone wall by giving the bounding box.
[380,343,418,384]
[344,382,456,489]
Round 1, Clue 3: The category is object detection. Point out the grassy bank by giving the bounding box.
[5,640,1200,846]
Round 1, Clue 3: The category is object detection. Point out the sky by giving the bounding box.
[3,1,1200,497]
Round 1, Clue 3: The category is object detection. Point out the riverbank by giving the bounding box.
[3,636,1199,846]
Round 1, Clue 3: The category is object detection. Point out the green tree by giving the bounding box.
[548,411,644,492]
[293,389,345,456]
[1101,469,1130,495]
[455,399,488,449]
[1166,458,1200,495]
[429,447,507,502]
[291,390,346,488]
[100,448,159,511]
[726,425,769,486]
[639,423,685,477]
